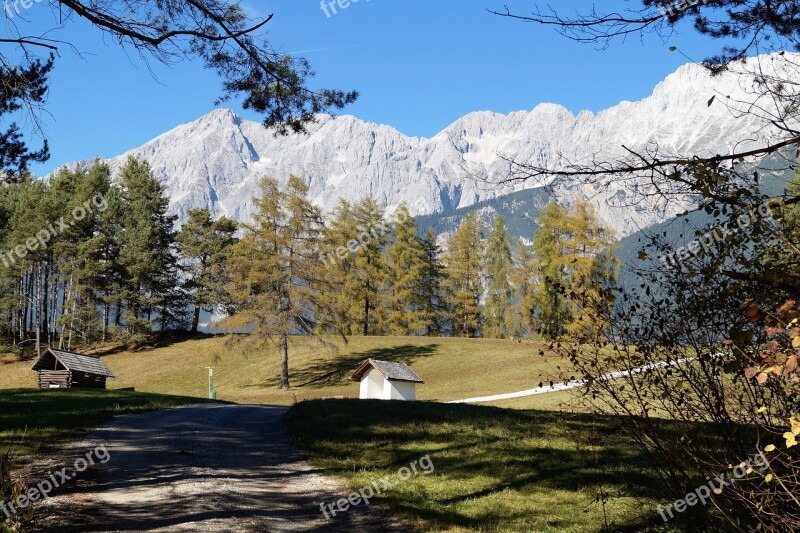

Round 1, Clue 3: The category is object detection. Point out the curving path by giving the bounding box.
[448,357,698,404]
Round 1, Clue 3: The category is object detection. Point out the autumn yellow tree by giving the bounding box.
[532,201,618,340]
[224,176,331,389]
[443,212,484,337]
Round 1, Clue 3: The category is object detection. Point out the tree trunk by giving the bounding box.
[21,273,30,342]
[160,304,168,332]
[362,282,370,336]
[49,267,59,343]
[102,298,109,342]
[58,272,73,350]
[17,277,25,344]
[34,263,42,356]
[191,305,201,334]
[41,259,49,344]
[278,331,290,389]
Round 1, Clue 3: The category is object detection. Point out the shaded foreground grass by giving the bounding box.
[0,389,206,459]
[286,399,675,532]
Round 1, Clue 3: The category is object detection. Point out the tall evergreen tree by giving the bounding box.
[351,198,391,336]
[177,209,238,333]
[419,227,446,336]
[562,202,619,341]
[483,215,514,339]
[52,162,112,348]
[117,157,179,334]
[509,238,539,339]
[532,201,618,340]
[443,212,484,337]
[319,199,360,335]
[95,187,126,340]
[224,176,329,389]
[4,179,49,352]
[385,204,429,335]
[532,202,573,338]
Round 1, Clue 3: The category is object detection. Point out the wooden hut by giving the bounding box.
[31,348,115,389]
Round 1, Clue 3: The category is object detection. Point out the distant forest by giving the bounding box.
[0,158,619,353]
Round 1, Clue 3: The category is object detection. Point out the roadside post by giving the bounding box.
[206,366,216,400]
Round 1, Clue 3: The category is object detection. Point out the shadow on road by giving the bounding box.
[33,404,405,532]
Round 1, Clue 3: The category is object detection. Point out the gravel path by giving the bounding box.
[30,404,405,532]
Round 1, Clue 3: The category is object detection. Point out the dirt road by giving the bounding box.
[31,404,404,532]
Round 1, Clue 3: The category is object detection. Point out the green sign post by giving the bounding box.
[206,366,217,400]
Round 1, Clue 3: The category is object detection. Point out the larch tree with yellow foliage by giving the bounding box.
[532,201,618,341]
[223,176,337,389]
[443,212,484,337]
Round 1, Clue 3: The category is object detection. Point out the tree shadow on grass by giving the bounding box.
[286,400,725,532]
[290,344,440,388]
[90,331,220,357]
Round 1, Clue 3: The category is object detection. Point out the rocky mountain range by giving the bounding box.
[83,53,795,239]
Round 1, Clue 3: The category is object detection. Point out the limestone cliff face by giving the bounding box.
[86,53,793,238]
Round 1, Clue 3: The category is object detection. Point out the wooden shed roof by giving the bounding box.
[31,348,115,378]
[350,359,424,383]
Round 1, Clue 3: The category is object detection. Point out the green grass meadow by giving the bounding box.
[0,336,687,531]
[0,388,206,458]
[1,336,579,407]
[286,399,674,532]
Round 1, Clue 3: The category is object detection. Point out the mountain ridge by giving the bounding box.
[66,53,795,238]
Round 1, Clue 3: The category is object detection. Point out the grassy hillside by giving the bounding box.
[0,336,581,409]
[287,399,673,532]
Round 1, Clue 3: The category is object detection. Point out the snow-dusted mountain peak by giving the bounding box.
[84,53,798,237]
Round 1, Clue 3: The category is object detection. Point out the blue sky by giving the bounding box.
[9,1,732,175]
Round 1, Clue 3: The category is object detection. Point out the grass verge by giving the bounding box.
[286,399,675,532]
[0,388,207,460]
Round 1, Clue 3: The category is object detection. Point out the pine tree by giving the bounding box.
[419,227,446,336]
[385,204,429,335]
[0,162,115,351]
[443,212,484,337]
[532,202,572,337]
[224,176,329,389]
[0,186,14,345]
[562,202,619,341]
[95,187,126,340]
[117,157,179,335]
[319,199,360,335]
[483,215,513,339]
[509,238,538,339]
[177,209,238,333]
[53,162,112,347]
[3,178,49,352]
[351,198,391,336]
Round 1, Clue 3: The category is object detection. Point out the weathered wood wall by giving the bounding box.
[37,370,107,389]
[70,372,107,389]
[38,370,71,389]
